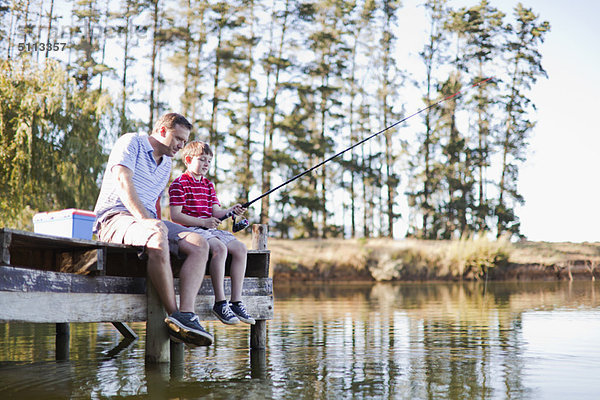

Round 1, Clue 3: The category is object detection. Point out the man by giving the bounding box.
[94,113,213,346]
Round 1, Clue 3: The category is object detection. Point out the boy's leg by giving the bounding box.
[227,239,248,303]
[208,238,227,302]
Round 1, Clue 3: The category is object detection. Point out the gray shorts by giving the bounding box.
[97,212,195,256]
[188,227,237,246]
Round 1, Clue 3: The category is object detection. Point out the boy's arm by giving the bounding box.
[211,204,246,219]
[170,205,221,229]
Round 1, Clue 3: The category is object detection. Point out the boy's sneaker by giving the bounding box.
[165,311,214,347]
[212,301,240,325]
[229,301,256,325]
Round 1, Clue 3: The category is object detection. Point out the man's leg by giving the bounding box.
[164,229,213,346]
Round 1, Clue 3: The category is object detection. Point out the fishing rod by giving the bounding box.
[223,77,493,232]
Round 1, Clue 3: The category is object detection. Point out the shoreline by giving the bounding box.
[239,236,600,282]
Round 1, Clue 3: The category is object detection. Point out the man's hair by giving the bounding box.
[182,141,213,163]
[152,112,192,134]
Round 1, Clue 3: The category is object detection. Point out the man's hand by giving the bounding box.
[202,217,222,229]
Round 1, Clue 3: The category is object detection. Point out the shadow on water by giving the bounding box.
[1,281,600,399]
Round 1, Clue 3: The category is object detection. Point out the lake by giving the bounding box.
[1,281,600,399]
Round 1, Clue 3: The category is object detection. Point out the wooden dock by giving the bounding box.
[0,225,273,363]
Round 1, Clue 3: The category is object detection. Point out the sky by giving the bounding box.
[493,0,600,243]
[395,0,600,243]
[511,1,600,243]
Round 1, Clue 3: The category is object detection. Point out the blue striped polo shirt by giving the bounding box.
[93,132,172,231]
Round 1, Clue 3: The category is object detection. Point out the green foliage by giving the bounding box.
[0,57,111,228]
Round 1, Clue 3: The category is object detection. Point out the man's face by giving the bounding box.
[159,124,190,157]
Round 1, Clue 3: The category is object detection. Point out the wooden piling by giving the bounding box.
[250,224,268,350]
[145,276,170,363]
[55,323,70,361]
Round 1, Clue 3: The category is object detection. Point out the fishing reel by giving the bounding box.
[219,202,251,233]
[231,216,249,233]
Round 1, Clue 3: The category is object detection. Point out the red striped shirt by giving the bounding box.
[169,172,220,219]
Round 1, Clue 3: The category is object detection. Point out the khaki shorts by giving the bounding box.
[189,227,237,246]
[97,212,195,256]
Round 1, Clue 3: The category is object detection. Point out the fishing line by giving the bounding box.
[223,77,493,231]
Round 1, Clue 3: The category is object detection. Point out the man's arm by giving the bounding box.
[113,165,154,220]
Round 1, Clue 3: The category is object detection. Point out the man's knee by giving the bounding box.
[146,222,169,251]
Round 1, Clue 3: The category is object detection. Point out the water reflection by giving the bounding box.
[1,281,600,399]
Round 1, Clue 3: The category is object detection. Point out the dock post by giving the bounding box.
[55,323,70,361]
[145,276,170,363]
[250,224,268,350]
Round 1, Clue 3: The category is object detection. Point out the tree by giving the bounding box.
[70,0,105,90]
[496,4,549,237]
[0,58,110,228]
[376,0,403,238]
[259,0,293,225]
[461,0,503,232]
[224,0,259,201]
[408,0,448,239]
[112,0,145,135]
[341,0,375,237]
[204,0,244,184]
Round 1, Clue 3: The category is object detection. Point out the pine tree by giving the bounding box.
[496,4,549,237]
[205,0,244,185]
[376,0,402,238]
[408,0,448,239]
[461,0,503,232]
[259,0,293,226]
[70,0,103,90]
[112,0,144,134]
[224,0,259,201]
[0,1,9,58]
[341,0,375,237]
[301,0,349,237]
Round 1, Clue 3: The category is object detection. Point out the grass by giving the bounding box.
[240,234,600,281]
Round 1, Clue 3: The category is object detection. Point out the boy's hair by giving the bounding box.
[182,141,213,163]
[152,112,192,134]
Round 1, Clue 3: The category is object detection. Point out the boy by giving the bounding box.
[169,141,255,325]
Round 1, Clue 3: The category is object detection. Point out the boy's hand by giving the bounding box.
[202,217,222,229]
[230,203,247,216]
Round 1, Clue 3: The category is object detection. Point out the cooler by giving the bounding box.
[33,209,96,240]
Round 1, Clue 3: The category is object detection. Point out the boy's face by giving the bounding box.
[187,154,212,177]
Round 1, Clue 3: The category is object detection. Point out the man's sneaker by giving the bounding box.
[229,301,256,325]
[212,302,240,325]
[165,311,214,347]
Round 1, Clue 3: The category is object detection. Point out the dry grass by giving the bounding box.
[238,234,600,281]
